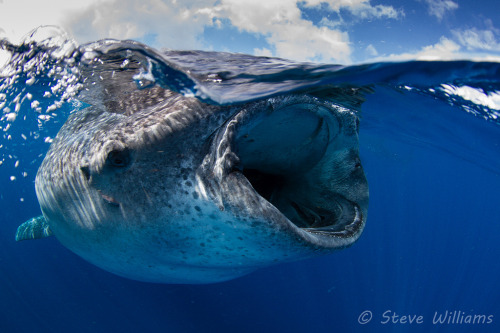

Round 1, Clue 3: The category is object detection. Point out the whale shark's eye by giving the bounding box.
[106,149,132,168]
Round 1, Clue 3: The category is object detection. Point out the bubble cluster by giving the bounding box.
[0,26,84,180]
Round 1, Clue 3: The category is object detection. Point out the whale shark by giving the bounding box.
[16,50,369,284]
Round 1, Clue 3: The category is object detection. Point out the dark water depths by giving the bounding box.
[1,27,499,332]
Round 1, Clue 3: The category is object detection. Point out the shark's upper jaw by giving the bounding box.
[219,95,368,248]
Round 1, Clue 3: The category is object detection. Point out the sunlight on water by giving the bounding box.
[440,84,500,119]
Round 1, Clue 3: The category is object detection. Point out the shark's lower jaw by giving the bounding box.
[229,96,368,247]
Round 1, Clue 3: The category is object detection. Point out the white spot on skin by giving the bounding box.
[10,176,16,181]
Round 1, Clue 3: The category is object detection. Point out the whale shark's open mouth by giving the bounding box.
[226,97,368,247]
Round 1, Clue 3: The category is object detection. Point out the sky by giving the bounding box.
[0,0,500,64]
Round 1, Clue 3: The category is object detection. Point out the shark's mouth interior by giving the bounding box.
[233,101,365,240]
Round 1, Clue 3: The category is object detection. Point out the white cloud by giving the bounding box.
[413,37,462,60]
[0,0,101,43]
[318,17,342,29]
[422,0,458,21]
[369,37,460,62]
[0,0,401,63]
[365,44,378,56]
[215,0,351,63]
[303,0,403,19]
[453,28,500,51]
[254,47,273,57]
[368,36,500,63]
[64,0,218,50]
[209,0,401,63]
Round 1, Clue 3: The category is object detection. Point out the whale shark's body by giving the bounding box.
[16,51,368,284]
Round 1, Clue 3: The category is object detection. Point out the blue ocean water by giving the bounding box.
[1,28,499,332]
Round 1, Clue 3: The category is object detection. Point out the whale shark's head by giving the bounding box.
[36,86,368,283]
[35,62,368,283]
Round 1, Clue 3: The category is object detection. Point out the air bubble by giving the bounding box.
[26,77,35,85]
[31,100,40,109]
[5,113,16,122]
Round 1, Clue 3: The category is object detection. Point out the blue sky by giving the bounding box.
[1,0,500,64]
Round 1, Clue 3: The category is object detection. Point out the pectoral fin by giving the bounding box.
[15,215,53,241]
